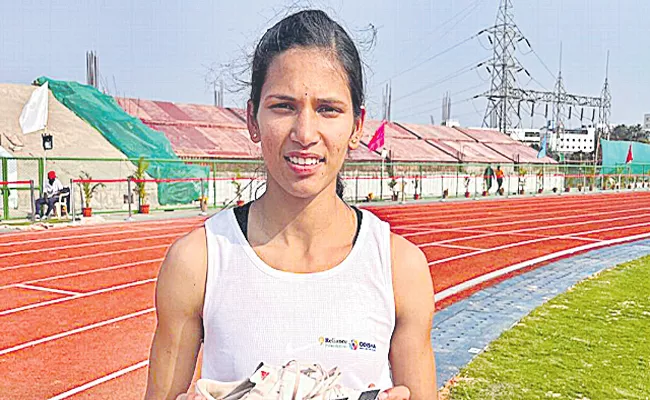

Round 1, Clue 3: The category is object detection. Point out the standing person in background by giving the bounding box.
[495,165,505,195]
[144,9,437,400]
[483,164,495,194]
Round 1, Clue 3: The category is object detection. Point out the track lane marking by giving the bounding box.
[0,309,154,356]
[0,258,165,291]
[47,360,150,400]
[434,231,650,301]
[15,284,81,296]
[0,244,169,272]
[0,279,156,316]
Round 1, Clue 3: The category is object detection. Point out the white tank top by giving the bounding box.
[202,208,395,390]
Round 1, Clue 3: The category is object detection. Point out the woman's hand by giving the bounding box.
[175,394,206,400]
[369,383,411,400]
[378,385,410,400]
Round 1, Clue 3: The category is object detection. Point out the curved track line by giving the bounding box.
[0,279,156,316]
[0,215,205,240]
[435,231,650,302]
[0,220,200,247]
[0,244,169,272]
[47,360,149,400]
[419,215,650,248]
[0,231,187,258]
[402,206,650,237]
[0,309,154,356]
[0,258,164,291]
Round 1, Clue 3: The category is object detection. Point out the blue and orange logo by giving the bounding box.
[349,340,359,350]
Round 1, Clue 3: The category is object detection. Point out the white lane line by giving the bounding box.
[0,232,184,259]
[420,217,650,249]
[397,202,650,233]
[0,220,200,247]
[15,284,81,296]
[0,244,169,272]
[428,244,483,251]
[428,236,554,266]
[434,231,650,302]
[408,207,650,240]
[0,258,165,291]
[0,214,206,240]
[47,360,150,400]
[0,309,155,357]
[0,279,156,316]
[561,236,603,242]
[386,193,650,222]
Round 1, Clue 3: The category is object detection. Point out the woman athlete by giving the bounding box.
[144,9,436,400]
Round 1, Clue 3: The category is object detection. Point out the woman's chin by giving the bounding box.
[280,182,330,200]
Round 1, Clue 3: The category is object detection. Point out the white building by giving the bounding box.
[507,128,541,144]
[509,126,596,153]
[644,113,650,131]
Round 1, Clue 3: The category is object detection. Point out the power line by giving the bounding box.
[529,47,556,81]
[392,59,488,104]
[398,96,476,120]
[414,0,485,62]
[373,34,480,88]
[393,82,486,113]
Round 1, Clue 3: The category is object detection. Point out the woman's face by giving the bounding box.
[247,47,364,199]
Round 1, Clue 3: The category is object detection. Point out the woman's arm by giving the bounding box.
[388,233,437,400]
[145,228,208,400]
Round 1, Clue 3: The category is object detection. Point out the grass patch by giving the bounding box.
[449,256,650,399]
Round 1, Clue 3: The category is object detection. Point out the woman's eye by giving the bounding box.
[318,106,341,116]
[271,103,294,111]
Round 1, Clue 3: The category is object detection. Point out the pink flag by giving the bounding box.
[367,121,386,152]
[626,143,633,164]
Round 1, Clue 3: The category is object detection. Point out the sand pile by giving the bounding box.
[0,83,157,216]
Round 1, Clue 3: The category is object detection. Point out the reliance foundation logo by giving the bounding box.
[319,336,376,352]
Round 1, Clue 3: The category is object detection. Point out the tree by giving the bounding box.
[610,124,649,143]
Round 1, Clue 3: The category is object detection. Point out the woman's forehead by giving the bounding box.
[262,48,350,99]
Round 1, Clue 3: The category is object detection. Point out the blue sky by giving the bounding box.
[2,0,649,127]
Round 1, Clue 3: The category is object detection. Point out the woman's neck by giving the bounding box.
[250,179,353,248]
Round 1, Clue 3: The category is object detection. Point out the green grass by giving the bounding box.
[449,256,650,400]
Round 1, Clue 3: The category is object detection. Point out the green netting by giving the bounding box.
[601,139,650,175]
[35,76,208,205]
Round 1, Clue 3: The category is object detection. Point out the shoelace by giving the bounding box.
[271,360,346,400]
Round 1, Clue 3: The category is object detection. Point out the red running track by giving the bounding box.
[3,192,650,398]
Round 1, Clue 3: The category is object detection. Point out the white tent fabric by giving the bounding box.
[19,82,49,134]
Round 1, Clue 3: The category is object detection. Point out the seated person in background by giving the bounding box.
[35,170,68,219]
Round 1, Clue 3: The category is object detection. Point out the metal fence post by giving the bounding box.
[212,163,218,207]
[69,178,75,223]
[355,172,359,203]
[30,180,36,222]
[1,157,8,220]
[126,178,134,221]
[200,178,206,216]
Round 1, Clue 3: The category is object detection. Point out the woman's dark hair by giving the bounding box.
[250,9,364,198]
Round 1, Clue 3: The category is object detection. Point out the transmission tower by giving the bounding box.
[598,51,612,140]
[482,0,527,132]
[480,0,611,146]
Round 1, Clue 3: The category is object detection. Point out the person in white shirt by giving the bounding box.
[35,170,66,219]
[145,10,436,400]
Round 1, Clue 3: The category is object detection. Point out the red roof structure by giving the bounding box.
[117,98,555,164]
[361,120,458,162]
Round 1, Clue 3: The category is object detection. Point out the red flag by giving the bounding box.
[626,143,634,164]
[367,121,386,152]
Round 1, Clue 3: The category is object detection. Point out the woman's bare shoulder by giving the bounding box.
[156,226,209,315]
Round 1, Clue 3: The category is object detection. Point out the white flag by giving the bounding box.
[19,81,49,134]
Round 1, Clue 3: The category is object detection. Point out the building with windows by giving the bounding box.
[508,126,596,153]
[644,113,650,131]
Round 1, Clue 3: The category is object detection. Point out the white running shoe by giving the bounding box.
[195,361,381,400]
